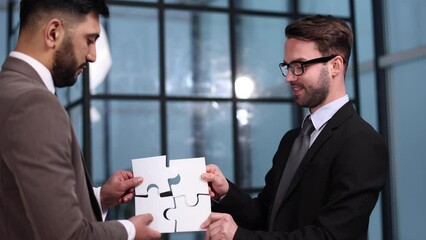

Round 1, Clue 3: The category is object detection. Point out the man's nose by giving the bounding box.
[285,70,297,83]
[86,44,97,63]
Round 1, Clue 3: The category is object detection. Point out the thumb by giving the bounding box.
[122,177,143,189]
[141,213,154,224]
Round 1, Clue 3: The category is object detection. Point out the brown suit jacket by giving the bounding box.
[0,56,127,239]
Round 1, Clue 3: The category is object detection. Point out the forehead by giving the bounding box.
[71,11,100,36]
[284,38,320,62]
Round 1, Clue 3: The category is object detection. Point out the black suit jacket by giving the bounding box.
[213,102,389,240]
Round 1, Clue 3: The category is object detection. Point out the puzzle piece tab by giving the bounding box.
[135,187,176,233]
[169,157,209,206]
[165,194,211,232]
[132,155,178,195]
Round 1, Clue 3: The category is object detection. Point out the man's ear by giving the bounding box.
[330,56,345,77]
[44,18,63,49]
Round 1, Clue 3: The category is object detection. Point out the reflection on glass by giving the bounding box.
[386,0,426,53]
[167,101,234,181]
[165,0,227,8]
[299,0,350,17]
[90,100,161,184]
[107,6,159,95]
[237,102,292,188]
[389,59,426,240]
[235,76,255,99]
[236,15,290,98]
[166,10,231,97]
[235,0,290,12]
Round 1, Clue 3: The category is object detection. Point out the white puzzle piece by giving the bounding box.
[132,155,178,196]
[135,187,176,233]
[165,194,211,232]
[132,155,211,233]
[169,157,209,206]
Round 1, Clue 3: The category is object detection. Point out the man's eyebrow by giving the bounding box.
[283,58,307,65]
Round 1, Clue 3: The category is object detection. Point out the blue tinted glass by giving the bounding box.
[106,6,159,95]
[299,0,350,17]
[389,58,426,240]
[236,16,290,98]
[167,101,234,181]
[237,102,292,188]
[386,0,426,53]
[235,0,290,12]
[90,100,161,184]
[164,0,227,7]
[165,10,231,97]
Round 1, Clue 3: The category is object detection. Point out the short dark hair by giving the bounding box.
[19,0,109,30]
[285,15,353,65]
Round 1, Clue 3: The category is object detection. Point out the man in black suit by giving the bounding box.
[201,15,389,240]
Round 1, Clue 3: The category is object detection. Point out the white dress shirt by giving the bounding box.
[305,95,350,146]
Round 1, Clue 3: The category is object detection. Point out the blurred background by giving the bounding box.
[1,0,425,239]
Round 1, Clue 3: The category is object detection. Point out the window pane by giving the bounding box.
[105,6,159,95]
[237,102,292,188]
[0,7,7,63]
[165,10,231,97]
[69,105,83,152]
[91,100,161,185]
[344,60,356,100]
[386,0,426,53]
[167,101,234,181]
[299,0,350,17]
[236,16,289,98]
[164,0,227,8]
[388,58,426,240]
[235,0,290,12]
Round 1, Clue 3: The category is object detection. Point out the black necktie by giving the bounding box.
[268,116,315,230]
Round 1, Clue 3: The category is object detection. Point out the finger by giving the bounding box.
[121,192,135,202]
[117,170,133,180]
[204,229,210,240]
[122,177,143,190]
[201,172,214,181]
[201,215,213,229]
[205,164,217,173]
[201,213,223,229]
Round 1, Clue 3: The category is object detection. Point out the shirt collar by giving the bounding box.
[308,95,350,130]
[9,51,56,95]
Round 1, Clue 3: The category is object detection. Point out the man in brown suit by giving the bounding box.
[0,1,161,239]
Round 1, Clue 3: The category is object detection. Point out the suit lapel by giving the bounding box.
[2,57,46,87]
[280,102,356,203]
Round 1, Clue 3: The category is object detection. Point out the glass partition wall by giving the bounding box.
[3,1,398,240]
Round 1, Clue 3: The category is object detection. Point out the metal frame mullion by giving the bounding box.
[372,0,394,240]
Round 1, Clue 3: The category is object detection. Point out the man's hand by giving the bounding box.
[201,164,229,200]
[201,213,237,240]
[129,214,161,240]
[100,170,142,210]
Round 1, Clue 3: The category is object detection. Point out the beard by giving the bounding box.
[294,66,330,109]
[52,34,84,88]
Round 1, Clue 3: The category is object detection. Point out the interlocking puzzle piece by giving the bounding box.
[169,157,209,206]
[132,155,179,195]
[165,194,211,232]
[135,187,176,233]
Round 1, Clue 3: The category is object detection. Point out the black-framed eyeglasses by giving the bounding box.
[279,55,337,77]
